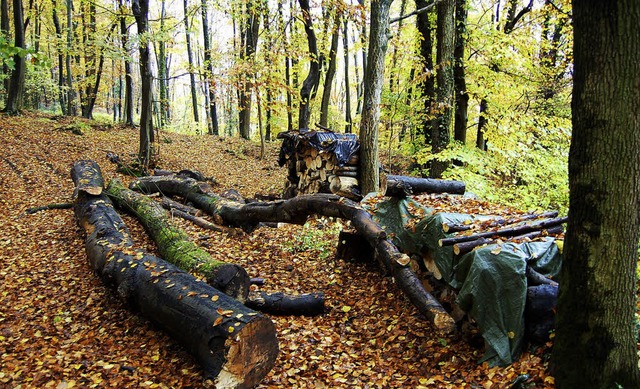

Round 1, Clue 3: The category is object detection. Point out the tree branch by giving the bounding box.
[390,0,440,24]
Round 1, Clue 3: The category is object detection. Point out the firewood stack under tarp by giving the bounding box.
[278,130,360,200]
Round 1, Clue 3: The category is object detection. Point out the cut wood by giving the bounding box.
[71,160,278,385]
[452,225,564,256]
[440,217,568,247]
[443,211,560,233]
[106,179,250,302]
[246,291,325,316]
[383,175,466,197]
[25,202,73,214]
[329,175,362,201]
[131,175,456,333]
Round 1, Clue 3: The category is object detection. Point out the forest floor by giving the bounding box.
[0,111,557,388]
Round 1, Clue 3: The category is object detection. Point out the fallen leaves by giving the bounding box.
[0,112,561,388]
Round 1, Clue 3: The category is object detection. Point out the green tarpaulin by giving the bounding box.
[364,195,562,366]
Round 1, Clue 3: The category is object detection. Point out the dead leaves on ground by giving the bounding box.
[0,112,554,388]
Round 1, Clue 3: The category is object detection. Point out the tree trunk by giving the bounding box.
[119,0,133,125]
[4,0,25,114]
[80,1,97,119]
[297,0,320,130]
[359,0,394,195]
[201,0,219,135]
[183,0,199,123]
[71,161,278,386]
[155,0,169,127]
[552,0,640,387]
[476,98,488,150]
[133,0,154,169]
[342,17,352,133]
[415,0,435,145]
[319,12,340,128]
[131,175,456,333]
[430,0,455,178]
[238,1,260,140]
[453,0,468,143]
[51,0,66,115]
[65,0,76,116]
[246,291,325,316]
[0,0,8,93]
[106,179,250,302]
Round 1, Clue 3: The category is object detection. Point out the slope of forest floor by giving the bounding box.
[0,112,556,388]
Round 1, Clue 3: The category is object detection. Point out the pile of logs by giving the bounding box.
[439,212,567,257]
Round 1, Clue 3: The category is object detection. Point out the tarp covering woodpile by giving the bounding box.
[362,194,563,367]
[278,130,360,199]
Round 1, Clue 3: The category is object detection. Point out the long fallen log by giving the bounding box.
[439,217,568,247]
[453,225,565,256]
[131,175,457,333]
[106,179,250,302]
[382,175,466,197]
[442,211,560,233]
[71,160,278,386]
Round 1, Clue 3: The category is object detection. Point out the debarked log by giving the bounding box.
[131,175,456,333]
[106,179,250,302]
[382,175,466,197]
[71,160,278,386]
[246,291,325,316]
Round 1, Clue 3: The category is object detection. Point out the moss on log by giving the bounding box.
[71,160,278,386]
[106,179,249,302]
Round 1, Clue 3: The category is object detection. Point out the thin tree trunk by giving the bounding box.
[183,0,199,123]
[342,17,352,133]
[453,0,468,143]
[476,98,488,150]
[156,0,169,127]
[51,0,66,115]
[133,0,154,168]
[1,0,9,93]
[119,0,133,125]
[415,0,435,145]
[319,12,340,128]
[297,0,320,130]
[201,0,218,135]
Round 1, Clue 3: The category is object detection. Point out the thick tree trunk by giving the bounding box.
[106,179,250,302]
[552,0,640,387]
[4,0,25,114]
[382,175,465,197]
[453,0,468,143]
[359,0,394,195]
[415,0,435,145]
[133,0,155,168]
[319,12,340,128]
[131,175,457,333]
[71,161,278,386]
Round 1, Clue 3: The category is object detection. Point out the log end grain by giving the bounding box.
[214,316,279,388]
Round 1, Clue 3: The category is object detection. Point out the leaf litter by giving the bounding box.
[0,112,556,388]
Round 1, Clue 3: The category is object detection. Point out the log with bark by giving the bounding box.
[442,211,560,233]
[439,217,568,247]
[71,160,278,386]
[106,179,250,302]
[131,175,457,333]
[382,175,466,197]
[452,225,565,256]
[246,291,325,316]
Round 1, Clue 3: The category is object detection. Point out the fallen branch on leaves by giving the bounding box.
[105,179,250,302]
[71,160,278,386]
[130,175,457,333]
[25,202,73,214]
[246,291,325,316]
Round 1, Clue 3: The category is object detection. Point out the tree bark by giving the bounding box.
[106,179,250,302]
[237,1,260,139]
[132,0,155,168]
[552,0,640,387]
[359,0,394,195]
[4,0,25,114]
[131,175,456,333]
[319,12,340,128]
[246,291,325,316]
[201,0,218,135]
[453,0,468,143]
[415,0,435,145]
[342,17,352,133]
[119,0,134,125]
[183,0,199,123]
[297,0,320,130]
[383,175,465,197]
[430,0,455,178]
[51,0,66,115]
[71,160,278,386]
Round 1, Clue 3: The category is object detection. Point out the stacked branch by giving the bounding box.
[106,179,250,302]
[382,175,466,197]
[131,175,456,333]
[71,160,278,386]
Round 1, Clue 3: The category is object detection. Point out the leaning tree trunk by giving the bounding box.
[71,160,278,387]
[106,179,250,302]
[131,175,456,333]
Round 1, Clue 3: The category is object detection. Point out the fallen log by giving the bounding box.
[106,179,250,302]
[25,202,73,214]
[71,160,278,386]
[382,175,466,197]
[246,291,325,316]
[452,225,565,256]
[439,217,568,247]
[131,175,456,333]
[161,196,203,216]
[443,211,560,233]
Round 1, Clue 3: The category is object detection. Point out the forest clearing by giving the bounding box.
[0,112,560,388]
